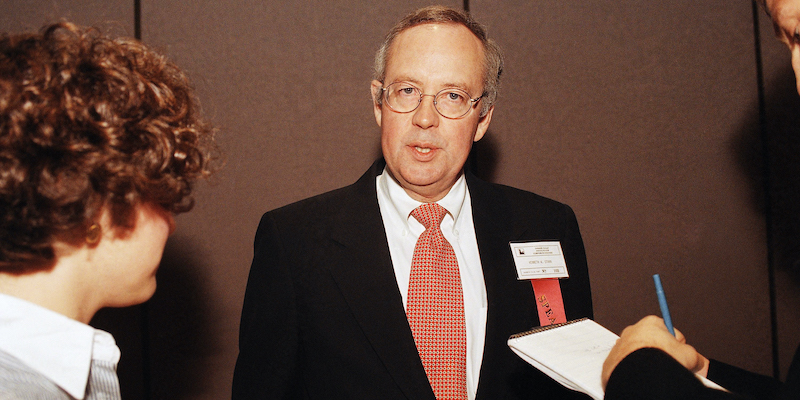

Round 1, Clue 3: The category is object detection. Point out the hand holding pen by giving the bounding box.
[601,275,710,385]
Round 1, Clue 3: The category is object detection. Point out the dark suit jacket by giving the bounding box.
[605,346,800,400]
[232,159,593,400]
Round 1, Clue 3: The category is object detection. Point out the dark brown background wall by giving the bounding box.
[2,1,798,399]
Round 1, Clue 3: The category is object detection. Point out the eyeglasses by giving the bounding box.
[380,82,483,119]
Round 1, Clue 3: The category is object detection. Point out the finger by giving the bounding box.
[641,315,663,326]
[674,327,687,343]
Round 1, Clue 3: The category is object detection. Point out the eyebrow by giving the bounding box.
[771,18,800,43]
[388,77,422,86]
[388,77,473,92]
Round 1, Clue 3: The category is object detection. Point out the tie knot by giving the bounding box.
[411,203,447,230]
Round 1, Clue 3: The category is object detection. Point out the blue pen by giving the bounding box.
[653,274,675,336]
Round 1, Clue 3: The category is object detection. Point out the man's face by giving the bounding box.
[768,0,800,95]
[372,23,494,203]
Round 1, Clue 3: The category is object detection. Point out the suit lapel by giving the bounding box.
[320,166,544,400]
[325,160,436,400]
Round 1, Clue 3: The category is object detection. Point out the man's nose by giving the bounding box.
[412,94,440,129]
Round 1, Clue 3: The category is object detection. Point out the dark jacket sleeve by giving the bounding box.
[709,344,800,400]
[706,358,780,400]
[605,348,746,400]
[779,346,800,400]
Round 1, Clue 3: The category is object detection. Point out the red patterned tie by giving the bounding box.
[407,203,467,400]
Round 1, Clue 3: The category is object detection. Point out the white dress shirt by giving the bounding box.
[0,293,121,399]
[376,168,488,400]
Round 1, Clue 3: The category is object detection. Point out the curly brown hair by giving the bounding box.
[0,22,216,272]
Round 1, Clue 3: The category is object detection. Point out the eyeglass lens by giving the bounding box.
[383,82,474,119]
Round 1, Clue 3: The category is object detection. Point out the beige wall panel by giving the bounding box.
[139,1,459,399]
[470,1,773,374]
[0,0,133,33]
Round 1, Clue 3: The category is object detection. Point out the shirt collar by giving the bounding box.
[377,167,468,229]
[0,293,120,399]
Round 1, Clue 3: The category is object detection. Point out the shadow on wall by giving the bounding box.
[145,235,220,399]
[733,64,800,285]
[469,128,500,182]
[91,302,147,398]
[92,235,219,400]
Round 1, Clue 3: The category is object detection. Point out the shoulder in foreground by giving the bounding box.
[467,173,575,212]
[273,182,367,214]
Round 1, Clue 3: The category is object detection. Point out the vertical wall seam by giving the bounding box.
[751,0,780,379]
[134,0,141,39]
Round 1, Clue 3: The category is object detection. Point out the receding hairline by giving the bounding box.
[382,22,492,94]
[373,5,503,117]
[383,22,487,76]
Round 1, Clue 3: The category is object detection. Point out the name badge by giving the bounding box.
[509,241,569,280]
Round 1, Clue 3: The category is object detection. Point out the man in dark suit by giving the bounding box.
[232,6,593,400]
[600,0,800,399]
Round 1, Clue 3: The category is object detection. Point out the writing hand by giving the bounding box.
[601,315,709,387]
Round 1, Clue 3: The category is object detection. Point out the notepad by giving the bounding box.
[508,318,615,400]
[508,318,727,400]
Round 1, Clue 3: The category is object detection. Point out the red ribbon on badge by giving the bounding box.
[530,279,567,326]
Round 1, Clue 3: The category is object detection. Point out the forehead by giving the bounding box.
[385,23,485,89]
[770,0,800,22]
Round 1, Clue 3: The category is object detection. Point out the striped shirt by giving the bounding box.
[0,294,121,399]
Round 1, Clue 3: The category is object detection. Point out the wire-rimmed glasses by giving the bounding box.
[381,82,482,119]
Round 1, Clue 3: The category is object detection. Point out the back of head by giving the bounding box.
[373,5,503,117]
[0,22,216,272]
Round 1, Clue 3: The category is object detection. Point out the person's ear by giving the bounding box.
[473,105,494,142]
[371,80,384,127]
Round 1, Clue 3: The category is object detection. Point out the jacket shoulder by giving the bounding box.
[467,175,577,220]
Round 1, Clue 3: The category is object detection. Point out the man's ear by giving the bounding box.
[370,80,383,127]
[473,105,494,142]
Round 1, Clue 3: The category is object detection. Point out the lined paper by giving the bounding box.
[508,318,727,399]
[508,318,616,399]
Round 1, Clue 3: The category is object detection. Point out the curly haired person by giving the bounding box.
[0,22,216,400]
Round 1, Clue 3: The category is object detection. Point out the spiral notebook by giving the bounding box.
[508,318,727,400]
[508,318,616,400]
